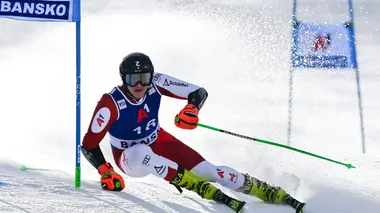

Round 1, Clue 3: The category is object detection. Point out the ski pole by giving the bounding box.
[197,122,356,169]
[20,165,61,172]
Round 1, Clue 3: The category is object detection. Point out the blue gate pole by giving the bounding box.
[348,0,366,154]
[75,0,82,189]
[287,0,298,145]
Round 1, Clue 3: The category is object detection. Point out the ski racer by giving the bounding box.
[80,52,305,213]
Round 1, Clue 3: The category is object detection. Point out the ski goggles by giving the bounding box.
[124,72,152,87]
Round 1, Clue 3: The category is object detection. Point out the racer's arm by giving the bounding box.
[152,72,208,109]
[81,93,119,169]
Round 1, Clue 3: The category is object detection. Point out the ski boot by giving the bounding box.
[284,194,306,213]
[240,174,305,213]
[240,173,287,204]
[170,167,246,213]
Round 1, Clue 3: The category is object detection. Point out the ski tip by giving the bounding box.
[296,202,306,213]
[236,201,246,213]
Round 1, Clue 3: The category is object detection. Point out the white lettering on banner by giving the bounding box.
[143,103,150,113]
[133,126,142,134]
[134,118,157,134]
[0,1,68,18]
[110,126,159,149]
[146,119,156,131]
[1,1,10,11]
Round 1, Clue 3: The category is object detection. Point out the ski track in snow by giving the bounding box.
[1,161,380,213]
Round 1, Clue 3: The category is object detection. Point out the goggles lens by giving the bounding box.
[124,72,152,87]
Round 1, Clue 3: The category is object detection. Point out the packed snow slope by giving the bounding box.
[0,0,379,212]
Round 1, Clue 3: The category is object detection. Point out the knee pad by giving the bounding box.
[120,144,178,179]
[120,144,154,177]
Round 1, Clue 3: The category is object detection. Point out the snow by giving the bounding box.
[0,0,379,212]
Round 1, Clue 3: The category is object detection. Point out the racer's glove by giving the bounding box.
[98,162,125,191]
[175,104,199,130]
